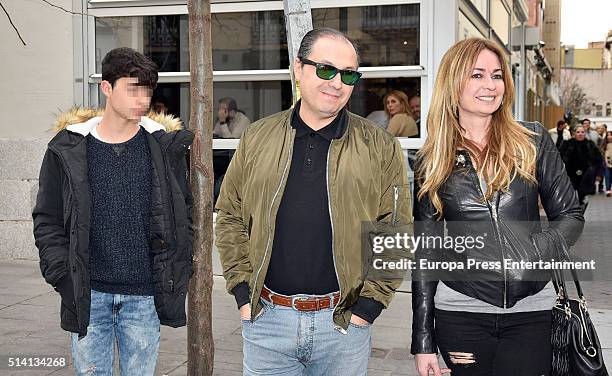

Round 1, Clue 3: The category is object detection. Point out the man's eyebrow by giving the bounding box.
[319,59,357,70]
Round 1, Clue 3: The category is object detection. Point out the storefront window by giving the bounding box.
[92,2,424,148]
[312,4,420,66]
[95,16,190,72]
[95,4,420,72]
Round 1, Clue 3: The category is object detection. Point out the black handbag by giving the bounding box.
[551,239,608,376]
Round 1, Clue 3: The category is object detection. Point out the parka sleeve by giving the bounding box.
[32,148,70,288]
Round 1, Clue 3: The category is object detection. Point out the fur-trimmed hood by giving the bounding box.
[53,107,183,135]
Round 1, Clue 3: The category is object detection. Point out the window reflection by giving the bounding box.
[313,4,420,66]
[349,77,421,137]
[95,16,189,72]
[95,4,420,72]
[212,11,289,70]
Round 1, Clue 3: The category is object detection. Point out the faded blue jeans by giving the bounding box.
[71,289,160,375]
[242,298,372,376]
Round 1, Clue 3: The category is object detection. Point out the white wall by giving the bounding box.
[561,68,612,124]
[0,0,74,139]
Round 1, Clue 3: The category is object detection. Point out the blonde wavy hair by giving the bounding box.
[416,37,537,217]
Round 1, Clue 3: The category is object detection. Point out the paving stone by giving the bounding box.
[387,347,414,361]
[0,294,35,307]
[156,353,187,376]
[18,292,59,308]
[47,366,74,375]
[0,302,59,322]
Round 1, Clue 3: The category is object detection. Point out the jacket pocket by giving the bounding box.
[247,215,253,238]
[60,298,78,329]
[62,191,72,229]
[172,260,192,294]
[72,256,86,299]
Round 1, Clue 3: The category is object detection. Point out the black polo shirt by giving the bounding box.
[263,101,345,296]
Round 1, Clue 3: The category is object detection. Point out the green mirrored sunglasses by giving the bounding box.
[300,58,362,86]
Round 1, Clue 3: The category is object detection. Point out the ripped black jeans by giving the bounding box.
[434,309,552,376]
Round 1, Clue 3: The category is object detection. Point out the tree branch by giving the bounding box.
[0,1,26,46]
[39,0,91,16]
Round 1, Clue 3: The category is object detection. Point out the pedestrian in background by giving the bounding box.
[213,97,251,139]
[596,124,608,193]
[549,119,570,150]
[384,90,419,137]
[603,130,612,197]
[582,118,600,144]
[409,94,422,134]
[560,125,604,207]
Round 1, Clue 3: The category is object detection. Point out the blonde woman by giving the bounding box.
[411,38,584,376]
[384,90,419,137]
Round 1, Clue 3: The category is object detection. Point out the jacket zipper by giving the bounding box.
[470,167,507,308]
[49,146,84,299]
[326,140,344,332]
[251,129,295,318]
[160,141,178,292]
[491,195,507,309]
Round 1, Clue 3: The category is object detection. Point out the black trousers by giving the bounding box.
[434,309,552,376]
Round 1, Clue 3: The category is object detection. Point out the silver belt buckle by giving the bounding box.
[291,295,310,311]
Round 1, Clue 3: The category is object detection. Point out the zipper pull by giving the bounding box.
[168,279,174,292]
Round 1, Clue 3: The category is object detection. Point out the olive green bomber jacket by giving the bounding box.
[215,108,412,330]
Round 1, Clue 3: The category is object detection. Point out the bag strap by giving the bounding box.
[558,235,585,299]
[551,228,586,303]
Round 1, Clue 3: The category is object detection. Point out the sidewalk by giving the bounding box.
[1,194,611,375]
[0,265,416,376]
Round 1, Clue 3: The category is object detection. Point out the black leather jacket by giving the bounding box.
[411,122,584,354]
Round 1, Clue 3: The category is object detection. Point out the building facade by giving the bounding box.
[2,0,557,146]
[560,29,612,127]
[1,0,561,259]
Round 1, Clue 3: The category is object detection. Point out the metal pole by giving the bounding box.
[519,22,527,121]
[283,0,313,104]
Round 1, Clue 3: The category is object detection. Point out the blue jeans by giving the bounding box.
[71,289,160,375]
[242,297,372,376]
[605,166,612,191]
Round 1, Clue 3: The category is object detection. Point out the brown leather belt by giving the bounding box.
[260,286,340,312]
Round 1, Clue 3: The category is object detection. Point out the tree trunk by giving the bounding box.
[187,0,214,375]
